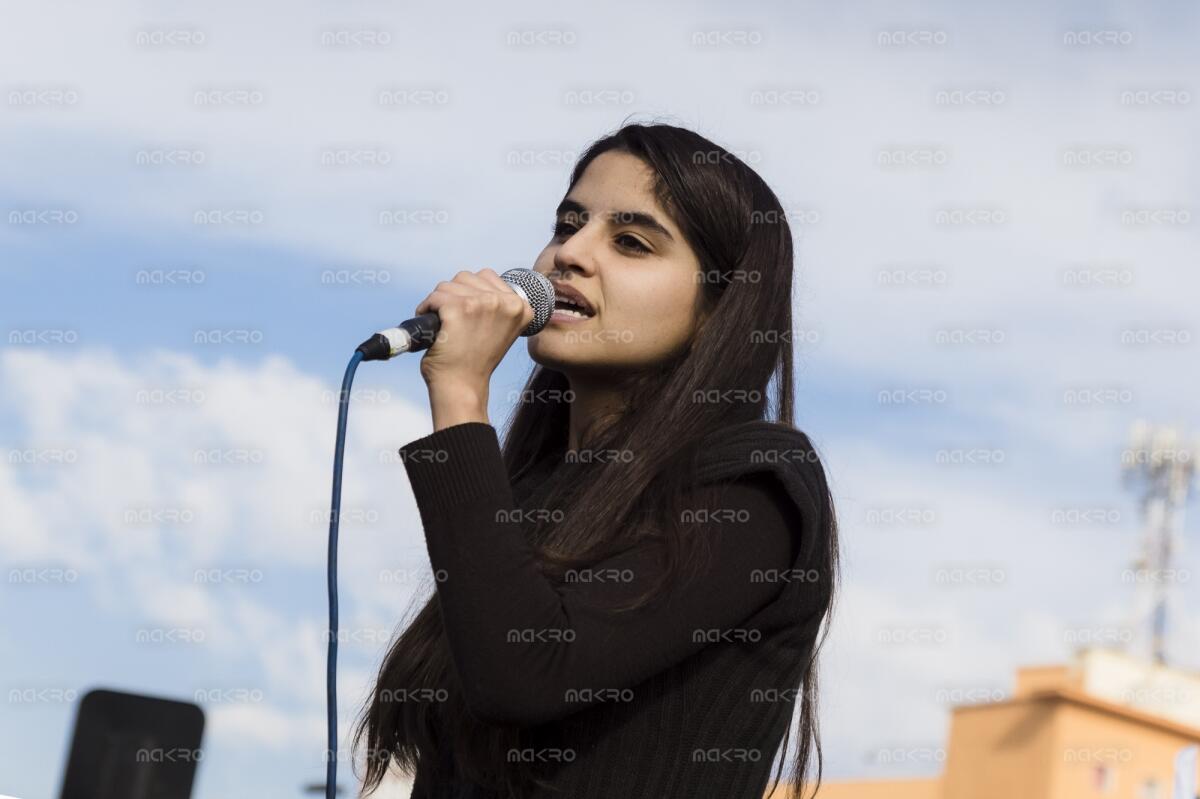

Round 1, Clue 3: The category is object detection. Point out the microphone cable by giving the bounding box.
[325,349,363,799]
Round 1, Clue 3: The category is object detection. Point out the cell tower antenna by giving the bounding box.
[1120,419,1198,665]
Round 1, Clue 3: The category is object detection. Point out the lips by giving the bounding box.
[551,282,596,316]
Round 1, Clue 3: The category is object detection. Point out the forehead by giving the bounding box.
[566,150,673,222]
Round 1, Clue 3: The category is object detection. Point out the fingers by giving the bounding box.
[414,269,511,316]
[415,281,467,316]
[475,267,511,293]
[475,270,527,317]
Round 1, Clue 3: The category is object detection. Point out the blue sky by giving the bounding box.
[3,1,1200,797]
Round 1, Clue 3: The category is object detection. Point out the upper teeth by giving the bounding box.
[557,295,587,312]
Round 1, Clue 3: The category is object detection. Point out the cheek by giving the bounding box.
[612,273,698,336]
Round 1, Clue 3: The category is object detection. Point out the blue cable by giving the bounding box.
[327,349,364,798]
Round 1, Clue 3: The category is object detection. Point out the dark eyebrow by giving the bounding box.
[554,197,675,243]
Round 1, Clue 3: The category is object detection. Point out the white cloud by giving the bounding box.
[0,346,429,571]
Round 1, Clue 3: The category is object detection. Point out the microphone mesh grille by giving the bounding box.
[501,268,556,336]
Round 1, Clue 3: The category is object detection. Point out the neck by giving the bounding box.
[564,372,627,452]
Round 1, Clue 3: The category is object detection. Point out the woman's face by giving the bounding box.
[528,150,706,378]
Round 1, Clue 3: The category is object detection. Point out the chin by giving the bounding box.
[529,342,604,377]
[527,341,570,370]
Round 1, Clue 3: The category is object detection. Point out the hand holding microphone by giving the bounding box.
[356,267,555,427]
[358,267,553,354]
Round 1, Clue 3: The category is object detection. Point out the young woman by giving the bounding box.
[353,121,840,799]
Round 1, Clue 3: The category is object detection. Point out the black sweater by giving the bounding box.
[397,420,833,798]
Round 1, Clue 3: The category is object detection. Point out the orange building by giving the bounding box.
[779,648,1200,799]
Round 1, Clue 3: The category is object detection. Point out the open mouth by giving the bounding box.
[552,297,595,318]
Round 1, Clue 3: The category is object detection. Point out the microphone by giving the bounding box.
[356,267,556,361]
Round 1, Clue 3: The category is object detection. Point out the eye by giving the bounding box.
[551,219,651,254]
[616,234,650,254]
[551,219,577,238]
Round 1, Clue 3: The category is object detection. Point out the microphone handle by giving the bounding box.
[356,313,440,361]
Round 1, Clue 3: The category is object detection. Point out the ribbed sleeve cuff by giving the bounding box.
[397,422,512,509]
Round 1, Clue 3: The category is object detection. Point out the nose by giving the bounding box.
[550,223,599,281]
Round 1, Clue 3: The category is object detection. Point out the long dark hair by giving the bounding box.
[353,119,840,799]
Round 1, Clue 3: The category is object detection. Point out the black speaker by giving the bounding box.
[58,688,205,799]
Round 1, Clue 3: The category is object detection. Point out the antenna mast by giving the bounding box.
[1120,420,1198,665]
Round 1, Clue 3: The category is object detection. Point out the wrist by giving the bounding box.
[427,379,489,431]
